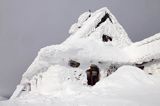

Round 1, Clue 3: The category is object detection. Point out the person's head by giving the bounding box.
[90,64,98,69]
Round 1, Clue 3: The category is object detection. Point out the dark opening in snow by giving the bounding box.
[98,61,103,64]
[96,13,112,28]
[135,64,144,70]
[86,64,100,86]
[102,34,112,42]
[85,14,91,22]
[22,83,31,91]
[69,60,80,68]
[108,13,113,23]
[107,65,117,76]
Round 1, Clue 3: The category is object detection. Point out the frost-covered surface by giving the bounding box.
[4,7,160,106]
[124,33,160,64]
[66,7,132,47]
[1,66,160,106]
[22,39,130,80]
[20,7,133,83]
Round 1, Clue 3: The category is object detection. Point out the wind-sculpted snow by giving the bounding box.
[1,66,160,106]
[22,39,130,81]
[67,7,132,47]
[7,7,160,106]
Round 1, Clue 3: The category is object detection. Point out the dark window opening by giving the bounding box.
[98,61,103,64]
[23,83,31,92]
[86,64,100,86]
[135,59,155,70]
[102,35,112,42]
[69,60,80,68]
[135,64,144,70]
[96,13,112,28]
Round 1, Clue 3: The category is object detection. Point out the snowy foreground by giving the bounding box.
[1,66,160,106]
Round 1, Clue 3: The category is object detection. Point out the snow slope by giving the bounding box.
[1,66,160,106]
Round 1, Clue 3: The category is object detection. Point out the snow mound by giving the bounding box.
[95,66,159,89]
[2,66,160,106]
[32,65,86,96]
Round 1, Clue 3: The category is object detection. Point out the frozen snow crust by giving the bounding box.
[2,7,160,106]
[1,66,160,106]
[124,33,160,63]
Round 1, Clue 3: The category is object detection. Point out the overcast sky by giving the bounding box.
[0,0,160,98]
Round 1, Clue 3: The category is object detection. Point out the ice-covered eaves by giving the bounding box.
[22,38,131,81]
[69,11,91,35]
[124,33,160,64]
[66,11,106,42]
[77,11,91,27]
[67,38,131,64]
[132,33,160,47]
[66,7,132,47]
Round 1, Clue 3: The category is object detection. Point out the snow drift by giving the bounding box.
[1,66,160,106]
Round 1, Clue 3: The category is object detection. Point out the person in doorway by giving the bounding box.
[86,64,100,86]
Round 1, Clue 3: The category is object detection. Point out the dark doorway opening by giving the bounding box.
[102,34,112,42]
[86,64,100,86]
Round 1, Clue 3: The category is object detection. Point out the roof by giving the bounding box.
[124,33,160,64]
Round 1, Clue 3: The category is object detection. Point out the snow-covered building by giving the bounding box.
[125,33,160,74]
[10,7,160,99]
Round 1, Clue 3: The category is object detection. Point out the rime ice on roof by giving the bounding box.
[125,33,160,64]
[66,7,132,48]
[10,7,160,100]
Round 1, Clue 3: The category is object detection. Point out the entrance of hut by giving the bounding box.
[86,64,100,86]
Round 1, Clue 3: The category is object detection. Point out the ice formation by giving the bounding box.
[1,7,160,106]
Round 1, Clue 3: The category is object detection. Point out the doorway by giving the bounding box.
[86,64,100,86]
